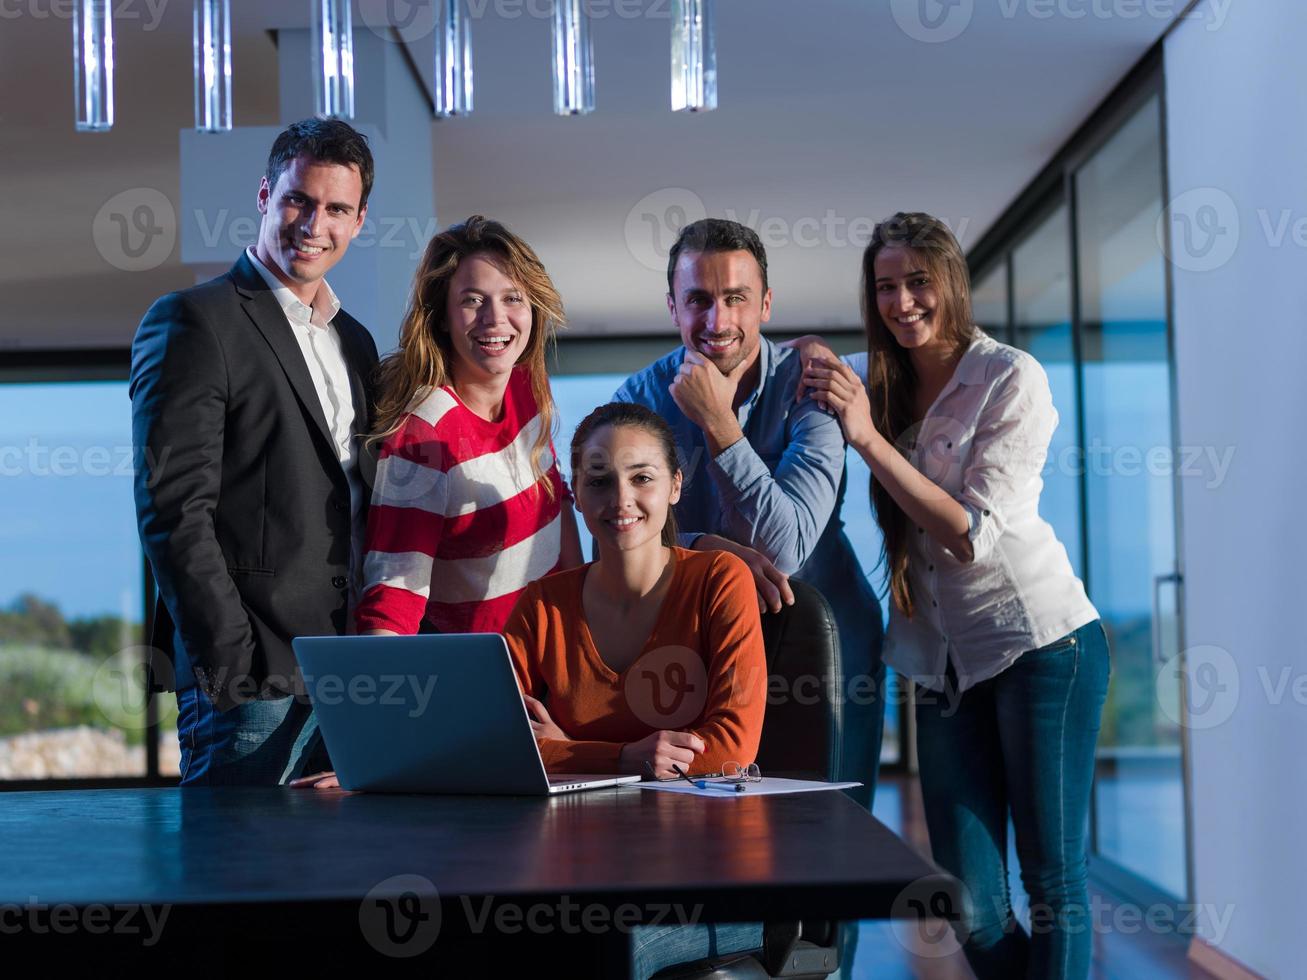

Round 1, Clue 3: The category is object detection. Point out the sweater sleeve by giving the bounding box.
[354,414,447,634]
[502,582,626,774]
[686,552,768,775]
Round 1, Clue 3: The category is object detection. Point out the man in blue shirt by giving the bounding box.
[612,218,885,809]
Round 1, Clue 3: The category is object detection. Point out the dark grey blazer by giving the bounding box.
[130,251,380,711]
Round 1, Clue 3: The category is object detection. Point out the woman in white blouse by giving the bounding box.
[797,212,1107,979]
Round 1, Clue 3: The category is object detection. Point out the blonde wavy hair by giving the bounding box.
[371,215,565,496]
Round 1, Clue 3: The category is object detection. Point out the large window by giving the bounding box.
[1012,203,1085,579]
[0,379,176,781]
[1075,94,1185,899]
[967,65,1187,902]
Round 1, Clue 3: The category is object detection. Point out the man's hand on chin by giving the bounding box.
[670,351,747,455]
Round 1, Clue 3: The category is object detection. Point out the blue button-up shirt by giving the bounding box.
[614,336,887,781]
[613,337,845,575]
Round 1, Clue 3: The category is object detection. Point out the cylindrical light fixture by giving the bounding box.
[313,0,355,119]
[551,0,594,117]
[74,0,114,131]
[434,0,473,118]
[671,0,716,112]
[194,0,232,132]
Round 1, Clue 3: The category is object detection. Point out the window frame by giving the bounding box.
[0,348,174,790]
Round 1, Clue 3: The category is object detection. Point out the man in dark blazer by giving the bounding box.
[131,119,380,785]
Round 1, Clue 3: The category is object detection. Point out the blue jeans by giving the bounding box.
[630,922,763,979]
[914,620,1110,980]
[176,686,330,786]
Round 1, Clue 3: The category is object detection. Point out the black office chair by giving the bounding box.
[651,580,845,980]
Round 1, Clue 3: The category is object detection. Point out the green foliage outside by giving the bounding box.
[0,594,177,745]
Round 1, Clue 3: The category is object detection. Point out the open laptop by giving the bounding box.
[292,633,641,795]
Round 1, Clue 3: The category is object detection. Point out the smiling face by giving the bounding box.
[667,249,772,376]
[573,423,682,558]
[872,245,949,355]
[254,154,366,302]
[444,252,534,386]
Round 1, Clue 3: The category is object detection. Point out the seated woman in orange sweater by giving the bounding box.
[509,401,767,980]
[505,401,766,778]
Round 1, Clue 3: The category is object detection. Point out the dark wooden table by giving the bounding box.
[0,785,959,975]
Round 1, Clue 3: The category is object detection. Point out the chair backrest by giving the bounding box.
[754,580,843,782]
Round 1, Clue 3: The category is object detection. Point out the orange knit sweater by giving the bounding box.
[503,548,767,775]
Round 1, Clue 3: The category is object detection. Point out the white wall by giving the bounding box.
[1166,3,1307,976]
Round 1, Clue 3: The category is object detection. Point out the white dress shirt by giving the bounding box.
[846,331,1098,693]
[247,247,366,601]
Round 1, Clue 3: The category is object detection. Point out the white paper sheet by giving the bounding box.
[634,778,862,797]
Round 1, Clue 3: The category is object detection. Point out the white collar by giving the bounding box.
[246,246,341,329]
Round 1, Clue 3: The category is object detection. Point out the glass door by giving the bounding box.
[1074,94,1187,899]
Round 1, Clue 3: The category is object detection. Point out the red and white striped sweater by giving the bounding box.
[355,367,568,635]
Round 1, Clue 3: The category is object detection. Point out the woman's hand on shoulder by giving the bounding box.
[620,730,705,779]
[779,334,838,402]
[801,356,877,450]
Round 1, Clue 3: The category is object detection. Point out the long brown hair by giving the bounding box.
[371,215,565,495]
[862,212,976,618]
[570,403,681,548]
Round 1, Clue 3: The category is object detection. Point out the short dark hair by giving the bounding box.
[666,218,769,296]
[265,118,375,210]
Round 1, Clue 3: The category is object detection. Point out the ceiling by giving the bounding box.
[0,0,1179,348]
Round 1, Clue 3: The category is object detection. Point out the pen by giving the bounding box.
[671,764,746,792]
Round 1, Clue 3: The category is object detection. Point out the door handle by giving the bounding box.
[1151,571,1183,667]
